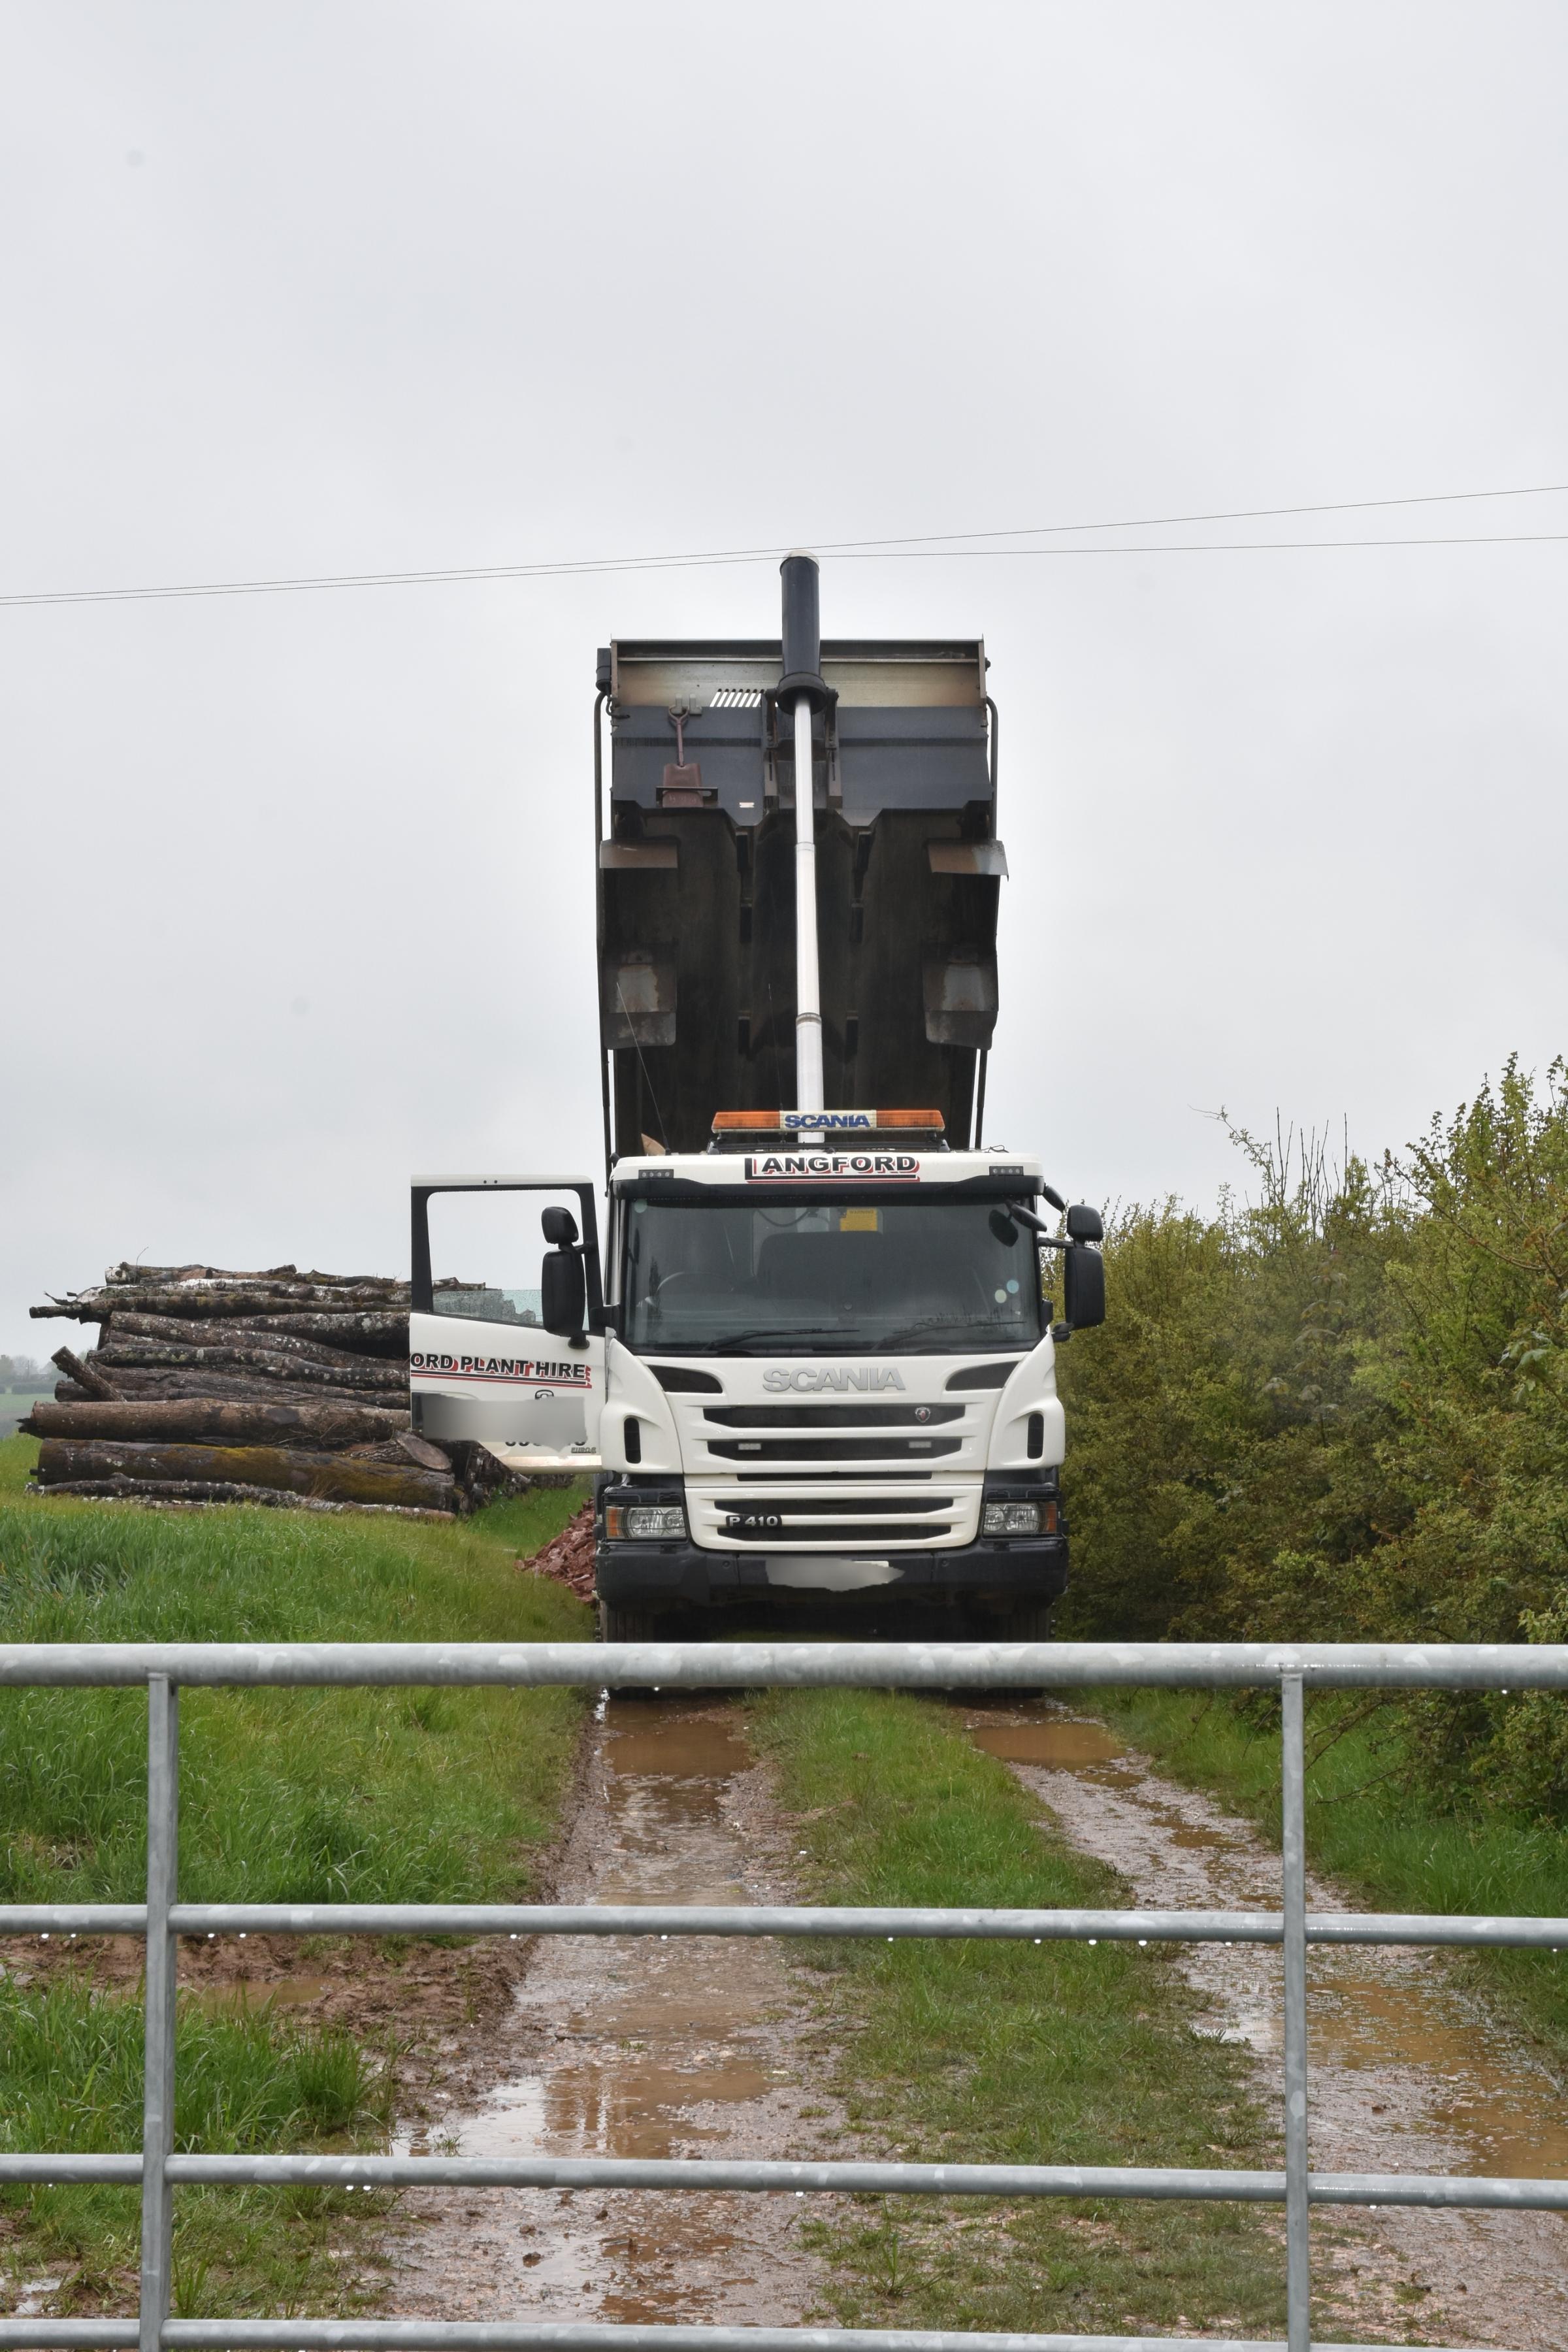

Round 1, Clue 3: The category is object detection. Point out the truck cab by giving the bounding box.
[408,1119,1104,1637]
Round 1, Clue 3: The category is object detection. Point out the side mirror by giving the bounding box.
[541,1247,587,1338]
[1066,1203,1103,1244]
[542,1205,579,1247]
[1062,1243,1105,1330]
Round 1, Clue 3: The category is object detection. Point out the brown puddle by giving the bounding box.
[182,1973,333,2016]
[435,1703,784,2165]
[969,1716,1128,1769]
[389,1697,830,2328]
[1313,1965,1568,2178]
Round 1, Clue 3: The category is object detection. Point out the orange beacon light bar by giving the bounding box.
[710,1109,945,1134]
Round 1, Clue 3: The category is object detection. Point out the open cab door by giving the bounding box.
[409,1176,605,1475]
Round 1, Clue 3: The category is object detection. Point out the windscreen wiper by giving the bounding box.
[709,1326,857,1351]
[872,1319,1030,1350]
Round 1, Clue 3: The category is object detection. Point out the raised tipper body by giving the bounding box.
[410,561,1105,1635]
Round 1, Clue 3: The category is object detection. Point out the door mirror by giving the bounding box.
[1066,1203,1103,1244]
[542,1205,579,1247]
[541,1247,587,1337]
[1062,1243,1105,1330]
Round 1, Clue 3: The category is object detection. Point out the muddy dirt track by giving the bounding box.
[376,1693,1568,2350]
[969,1705,1568,2349]
[385,1699,845,2326]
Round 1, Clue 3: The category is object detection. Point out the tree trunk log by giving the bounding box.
[208,1310,409,1356]
[30,1478,453,1521]
[397,1431,452,1472]
[95,1340,408,1390]
[103,1264,402,1290]
[50,1345,119,1399]
[54,1367,408,1411]
[24,1400,408,1450]
[34,1282,410,1322]
[100,1312,408,1373]
[40,1303,408,1355]
[34,1438,453,1512]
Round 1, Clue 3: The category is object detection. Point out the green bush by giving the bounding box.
[1057,1058,1568,1818]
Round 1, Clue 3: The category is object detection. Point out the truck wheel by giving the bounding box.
[1000,1601,1056,1643]
[598,1600,661,1644]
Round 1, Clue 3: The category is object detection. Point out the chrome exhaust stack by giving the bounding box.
[779,551,829,1118]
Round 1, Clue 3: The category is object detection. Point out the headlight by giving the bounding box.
[605,1503,687,1541]
[983,1501,1043,1536]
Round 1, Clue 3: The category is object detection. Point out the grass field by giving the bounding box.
[1096,1686,1568,2062]
[0,1431,593,2320]
[0,1388,54,1434]
[751,1688,1285,2342]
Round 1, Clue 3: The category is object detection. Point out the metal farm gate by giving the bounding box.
[2,1638,1566,2352]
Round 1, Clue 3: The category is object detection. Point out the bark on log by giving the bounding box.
[59,1367,408,1411]
[101,1312,408,1373]
[103,1264,401,1290]
[24,1400,408,1450]
[42,1303,408,1355]
[51,1346,119,1400]
[203,1310,408,1357]
[397,1432,452,1472]
[446,1439,534,1510]
[34,1438,453,1512]
[29,1478,453,1521]
[95,1340,408,1390]
[33,1282,410,1322]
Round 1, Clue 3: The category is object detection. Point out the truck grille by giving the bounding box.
[723,1518,946,1544]
[685,1482,980,1551]
[702,1404,964,1430]
[705,1435,963,1463]
[672,1387,995,1547]
[723,1494,953,1524]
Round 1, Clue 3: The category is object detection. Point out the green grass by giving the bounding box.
[0,1390,53,1434]
[0,1434,591,1905]
[0,1972,393,2317]
[0,1434,593,2315]
[1096,1686,1568,2057]
[750,1688,1284,2341]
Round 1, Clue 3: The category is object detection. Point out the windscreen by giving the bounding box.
[621,1198,1043,1354]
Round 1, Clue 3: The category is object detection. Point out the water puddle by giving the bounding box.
[389,1698,830,2327]
[7,2276,64,2319]
[1313,1964,1568,2178]
[970,1717,1127,1769]
[183,1973,333,2016]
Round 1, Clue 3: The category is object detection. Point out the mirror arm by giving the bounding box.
[1007,1201,1060,1242]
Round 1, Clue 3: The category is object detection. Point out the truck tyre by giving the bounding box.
[1000,1600,1056,1643]
[598,1600,661,1644]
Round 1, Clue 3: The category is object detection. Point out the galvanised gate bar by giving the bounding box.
[3,1641,1567,2352]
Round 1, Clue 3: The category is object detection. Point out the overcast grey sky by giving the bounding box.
[4,1,1567,1352]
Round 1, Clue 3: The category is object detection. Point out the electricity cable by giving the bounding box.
[5,480,1568,610]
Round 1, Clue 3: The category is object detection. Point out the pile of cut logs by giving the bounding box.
[24,1262,514,1518]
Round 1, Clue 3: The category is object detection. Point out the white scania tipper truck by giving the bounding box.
[408,557,1104,1638]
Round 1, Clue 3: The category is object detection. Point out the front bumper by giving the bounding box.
[596,1539,1069,1612]
[595,1475,1068,1618]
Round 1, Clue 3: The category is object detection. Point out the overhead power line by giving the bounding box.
[3,479,1567,610]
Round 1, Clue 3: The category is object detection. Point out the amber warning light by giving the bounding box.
[711,1109,945,1134]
